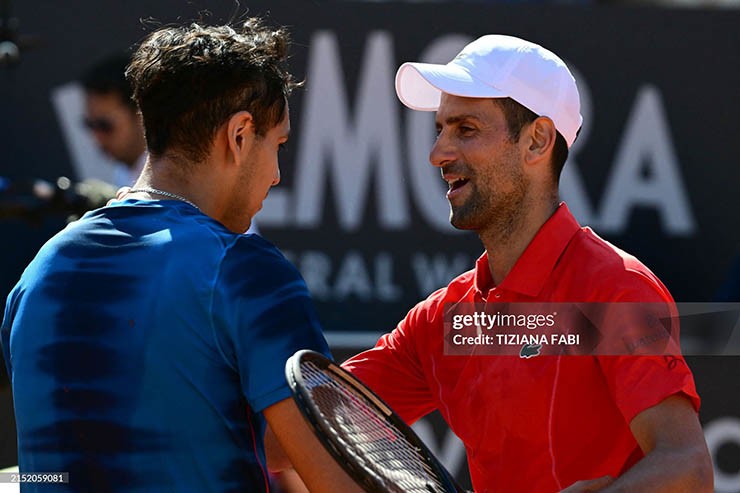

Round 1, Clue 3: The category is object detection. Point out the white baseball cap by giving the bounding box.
[395,35,582,148]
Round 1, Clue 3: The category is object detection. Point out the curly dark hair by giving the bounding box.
[126,18,300,164]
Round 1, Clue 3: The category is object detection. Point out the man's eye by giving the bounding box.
[460,126,475,133]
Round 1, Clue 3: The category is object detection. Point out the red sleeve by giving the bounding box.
[598,355,700,423]
[342,304,437,425]
[597,268,701,423]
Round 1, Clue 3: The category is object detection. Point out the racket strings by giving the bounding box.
[302,362,448,492]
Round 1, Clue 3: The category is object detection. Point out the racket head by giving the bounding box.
[285,349,463,493]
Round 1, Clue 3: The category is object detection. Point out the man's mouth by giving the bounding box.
[446,176,470,200]
[448,178,469,192]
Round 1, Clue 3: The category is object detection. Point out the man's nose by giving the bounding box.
[430,130,455,168]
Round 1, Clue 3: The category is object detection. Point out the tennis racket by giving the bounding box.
[285,349,468,493]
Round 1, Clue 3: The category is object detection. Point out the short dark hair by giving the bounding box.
[126,18,300,164]
[81,52,137,110]
[492,98,569,182]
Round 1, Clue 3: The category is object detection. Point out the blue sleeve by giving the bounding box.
[211,236,331,413]
[1,286,19,379]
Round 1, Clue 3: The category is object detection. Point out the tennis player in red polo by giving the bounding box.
[343,35,713,492]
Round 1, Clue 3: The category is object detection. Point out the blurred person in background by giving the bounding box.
[81,52,147,188]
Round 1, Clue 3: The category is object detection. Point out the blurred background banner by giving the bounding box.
[1,0,739,489]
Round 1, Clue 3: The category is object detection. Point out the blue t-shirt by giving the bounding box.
[1,199,331,492]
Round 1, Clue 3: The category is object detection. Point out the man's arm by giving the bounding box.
[265,427,310,492]
[263,397,365,493]
[264,424,290,473]
[562,394,713,492]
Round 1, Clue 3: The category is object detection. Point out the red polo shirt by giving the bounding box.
[343,203,699,493]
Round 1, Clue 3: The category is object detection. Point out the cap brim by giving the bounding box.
[395,62,508,111]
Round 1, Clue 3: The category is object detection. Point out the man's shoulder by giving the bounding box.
[428,265,477,302]
[219,234,303,285]
[561,226,672,301]
[404,266,477,322]
[223,233,288,264]
[571,227,654,275]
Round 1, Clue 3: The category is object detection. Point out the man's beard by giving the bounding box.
[449,171,529,240]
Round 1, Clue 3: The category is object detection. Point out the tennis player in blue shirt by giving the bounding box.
[1,18,361,493]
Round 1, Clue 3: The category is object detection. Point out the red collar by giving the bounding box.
[474,202,581,298]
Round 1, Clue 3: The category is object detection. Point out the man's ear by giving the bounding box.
[523,116,556,165]
[226,111,255,163]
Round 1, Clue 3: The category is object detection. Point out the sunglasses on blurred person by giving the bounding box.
[82,117,115,133]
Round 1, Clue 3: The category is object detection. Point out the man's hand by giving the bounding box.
[561,395,713,493]
[560,475,614,492]
[106,186,131,206]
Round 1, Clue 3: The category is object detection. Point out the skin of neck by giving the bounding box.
[479,188,559,286]
[131,123,248,233]
[127,120,147,169]
[478,117,561,287]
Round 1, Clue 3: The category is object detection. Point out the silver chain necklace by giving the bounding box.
[127,187,200,211]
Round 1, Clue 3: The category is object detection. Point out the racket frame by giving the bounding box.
[285,349,465,493]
